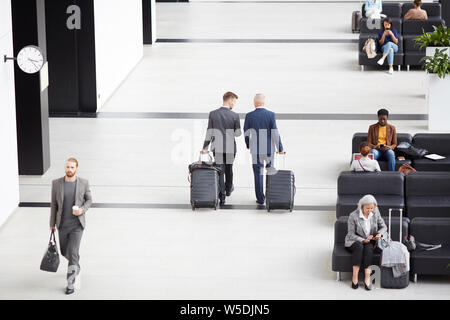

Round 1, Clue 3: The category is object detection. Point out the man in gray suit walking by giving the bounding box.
[202,92,242,206]
[50,157,92,295]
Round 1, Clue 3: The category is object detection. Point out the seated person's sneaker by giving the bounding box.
[377,57,385,65]
[388,67,394,74]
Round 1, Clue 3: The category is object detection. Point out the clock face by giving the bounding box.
[16,45,44,74]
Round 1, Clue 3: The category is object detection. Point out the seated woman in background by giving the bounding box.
[404,0,428,20]
[351,142,381,172]
[365,0,383,19]
[377,18,399,74]
[345,195,387,290]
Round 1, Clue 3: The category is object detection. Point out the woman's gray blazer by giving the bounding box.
[345,209,387,248]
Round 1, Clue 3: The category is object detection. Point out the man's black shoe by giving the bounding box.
[256,200,265,205]
[65,287,75,295]
[220,199,226,206]
[226,186,234,197]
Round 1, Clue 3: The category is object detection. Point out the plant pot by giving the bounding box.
[426,47,450,58]
[427,73,450,131]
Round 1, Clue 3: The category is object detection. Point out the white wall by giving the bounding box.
[94,0,144,109]
[0,0,19,226]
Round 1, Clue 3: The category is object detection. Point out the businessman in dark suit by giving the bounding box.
[244,94,285,205]
[202,92,242,205]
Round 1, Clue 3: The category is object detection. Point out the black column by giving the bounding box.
[45,0,97,115]
[143,0,154,44]
[11,0,51,175]
[441,0,450,26]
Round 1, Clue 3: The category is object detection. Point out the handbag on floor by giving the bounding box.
[40,231,60,273]
[398,163,416,176]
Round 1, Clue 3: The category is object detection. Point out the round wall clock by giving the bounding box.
[16,45,45,74]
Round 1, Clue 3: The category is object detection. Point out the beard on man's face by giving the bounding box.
[66,171,75,177]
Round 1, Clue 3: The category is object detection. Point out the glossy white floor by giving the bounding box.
[2,1,449,299]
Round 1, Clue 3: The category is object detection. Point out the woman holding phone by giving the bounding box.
[376,17,399,74]
[345,195,387,290]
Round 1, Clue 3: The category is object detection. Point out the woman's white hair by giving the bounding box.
[357,194,378,211]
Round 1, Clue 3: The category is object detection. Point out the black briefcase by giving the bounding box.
[40,231,60,273]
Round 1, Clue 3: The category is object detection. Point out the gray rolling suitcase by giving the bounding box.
[380,208,410,289]
[189,153,221,211]
[265,155,296,212]
[352,11,362,33]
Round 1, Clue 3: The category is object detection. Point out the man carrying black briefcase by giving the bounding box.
[48,157,92,295]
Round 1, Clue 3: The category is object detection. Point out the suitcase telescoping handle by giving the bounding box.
[199,151,214,163]
[388,208,403,241]
[276,151,287,170]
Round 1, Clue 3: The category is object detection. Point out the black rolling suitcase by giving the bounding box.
[352,10,362,33]
[189,152,222,211]
[380,208,410,289]
[265,154,296,212]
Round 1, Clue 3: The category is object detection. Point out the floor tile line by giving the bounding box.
[19,184,337,190]
[156,38,358,43]
[189,0,372,3]
[19,202,334,211]
[49,112,428,121]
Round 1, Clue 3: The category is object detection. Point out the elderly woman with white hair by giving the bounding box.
[345,194,387,290]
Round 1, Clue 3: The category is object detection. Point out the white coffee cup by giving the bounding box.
[72,205,79,215]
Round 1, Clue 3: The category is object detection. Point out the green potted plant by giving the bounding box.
[421,48,450,131]
[414,24,450,57]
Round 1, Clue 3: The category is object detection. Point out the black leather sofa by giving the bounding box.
[332,215,409,279]
[359,2,446,70]
[360,3,403,34]
[359,3,403,70]
[351,132,413,171]
[336,171,405,218]
[406,172,450,219]
[410,217,450,278]
[412,134,450,171]
[402,3,445,69]
[359,34,404,70]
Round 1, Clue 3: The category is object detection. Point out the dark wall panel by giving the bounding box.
[143,0,153,44]
[45,0,97,115]
[45,0,79,113]
[76,0,97,113]
[11,0,50,175]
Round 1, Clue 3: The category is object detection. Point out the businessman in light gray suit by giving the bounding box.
[202,92,242,206]
[50,157,92,295]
